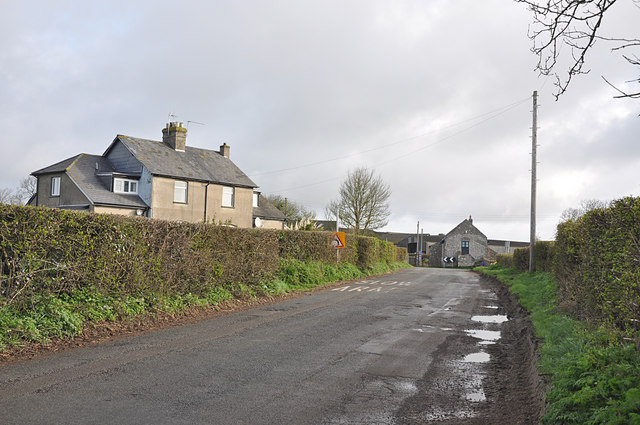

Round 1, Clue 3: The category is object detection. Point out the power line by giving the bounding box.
[250,96,531,178]
[265,96,531,194]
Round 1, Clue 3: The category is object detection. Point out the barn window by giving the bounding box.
[461,240,470,255]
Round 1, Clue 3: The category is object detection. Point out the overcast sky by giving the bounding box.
[2,0,639,241]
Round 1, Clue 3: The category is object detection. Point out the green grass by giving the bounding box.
[478,265,640,425]
[0,260,410,351]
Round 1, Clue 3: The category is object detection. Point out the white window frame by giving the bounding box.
[252,192,259,208]
[113,178,138,194]
[174,181,188,203]
[222,186,235,208]
[51,176,60,196]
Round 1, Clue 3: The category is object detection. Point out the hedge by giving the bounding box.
[0,205,406,306]
[553,197,640,336]
[496,253,514,268]
[512,241,555,273]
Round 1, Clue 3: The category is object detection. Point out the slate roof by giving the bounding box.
[445,218,487,239]
[488,239,529,248]
[66,154,148,209]
[110,136,257,188]
[253,194,286,221]
[32,155,82,176]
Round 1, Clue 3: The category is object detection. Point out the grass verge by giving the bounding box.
[0,260,410,352]
[478,264,640,425]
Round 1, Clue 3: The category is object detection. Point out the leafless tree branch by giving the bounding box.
[517,0,639,102]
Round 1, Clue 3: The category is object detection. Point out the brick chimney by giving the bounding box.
[162,122,187,151]
[469,215,473,224]
[220,143,230,158]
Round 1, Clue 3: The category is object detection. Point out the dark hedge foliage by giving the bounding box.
[496,253,514,268]
[512,241,555,273]
[553,197,640,336]
[0,205,405,306]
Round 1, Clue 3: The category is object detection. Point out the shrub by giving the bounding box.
[553,196,640,336]
[512,241,555,273]
[496,253,514,268]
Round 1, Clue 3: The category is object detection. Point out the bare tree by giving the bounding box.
[16,176,37,204]
[517,0,640,100]
[559,198,609,222]
[329,167,391,233]
[0,176,37,205]
[0,188,14,205]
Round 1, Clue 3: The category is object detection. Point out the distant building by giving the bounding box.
[429,216,491,267]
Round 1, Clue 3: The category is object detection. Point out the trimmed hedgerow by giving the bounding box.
[512,241,555,273]
[553,197,640,336]
[0,204,405,304]
[496,253,514,268]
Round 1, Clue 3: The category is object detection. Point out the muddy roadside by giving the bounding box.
[395,273,548,424]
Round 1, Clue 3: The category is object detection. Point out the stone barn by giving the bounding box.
[429,216,489,267]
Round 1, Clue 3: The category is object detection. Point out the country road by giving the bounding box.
[0,268,543,424]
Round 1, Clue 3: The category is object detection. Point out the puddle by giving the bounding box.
[465,329,501,341]
[395,380,418,393]
[463,352,490,363]
[466,388,486,402]
[471,315,508,324]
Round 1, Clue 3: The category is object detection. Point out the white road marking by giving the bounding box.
[427,298,458,316]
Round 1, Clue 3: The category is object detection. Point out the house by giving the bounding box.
[29,122,285,229]
[428,216,491,267]
[253,193,288,230]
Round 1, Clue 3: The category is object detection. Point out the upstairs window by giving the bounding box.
[114,178,138,194]
[253,192,259,208]
[174,181,188,203]
[51,176,61,196]
[222,186,235,207]
[461,240,470,255]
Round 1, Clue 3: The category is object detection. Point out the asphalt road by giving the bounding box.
[0,268,513,424]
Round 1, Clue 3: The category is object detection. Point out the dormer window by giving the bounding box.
[114,178,138,194]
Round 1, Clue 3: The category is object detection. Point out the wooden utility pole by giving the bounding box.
[529,91,538,273]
